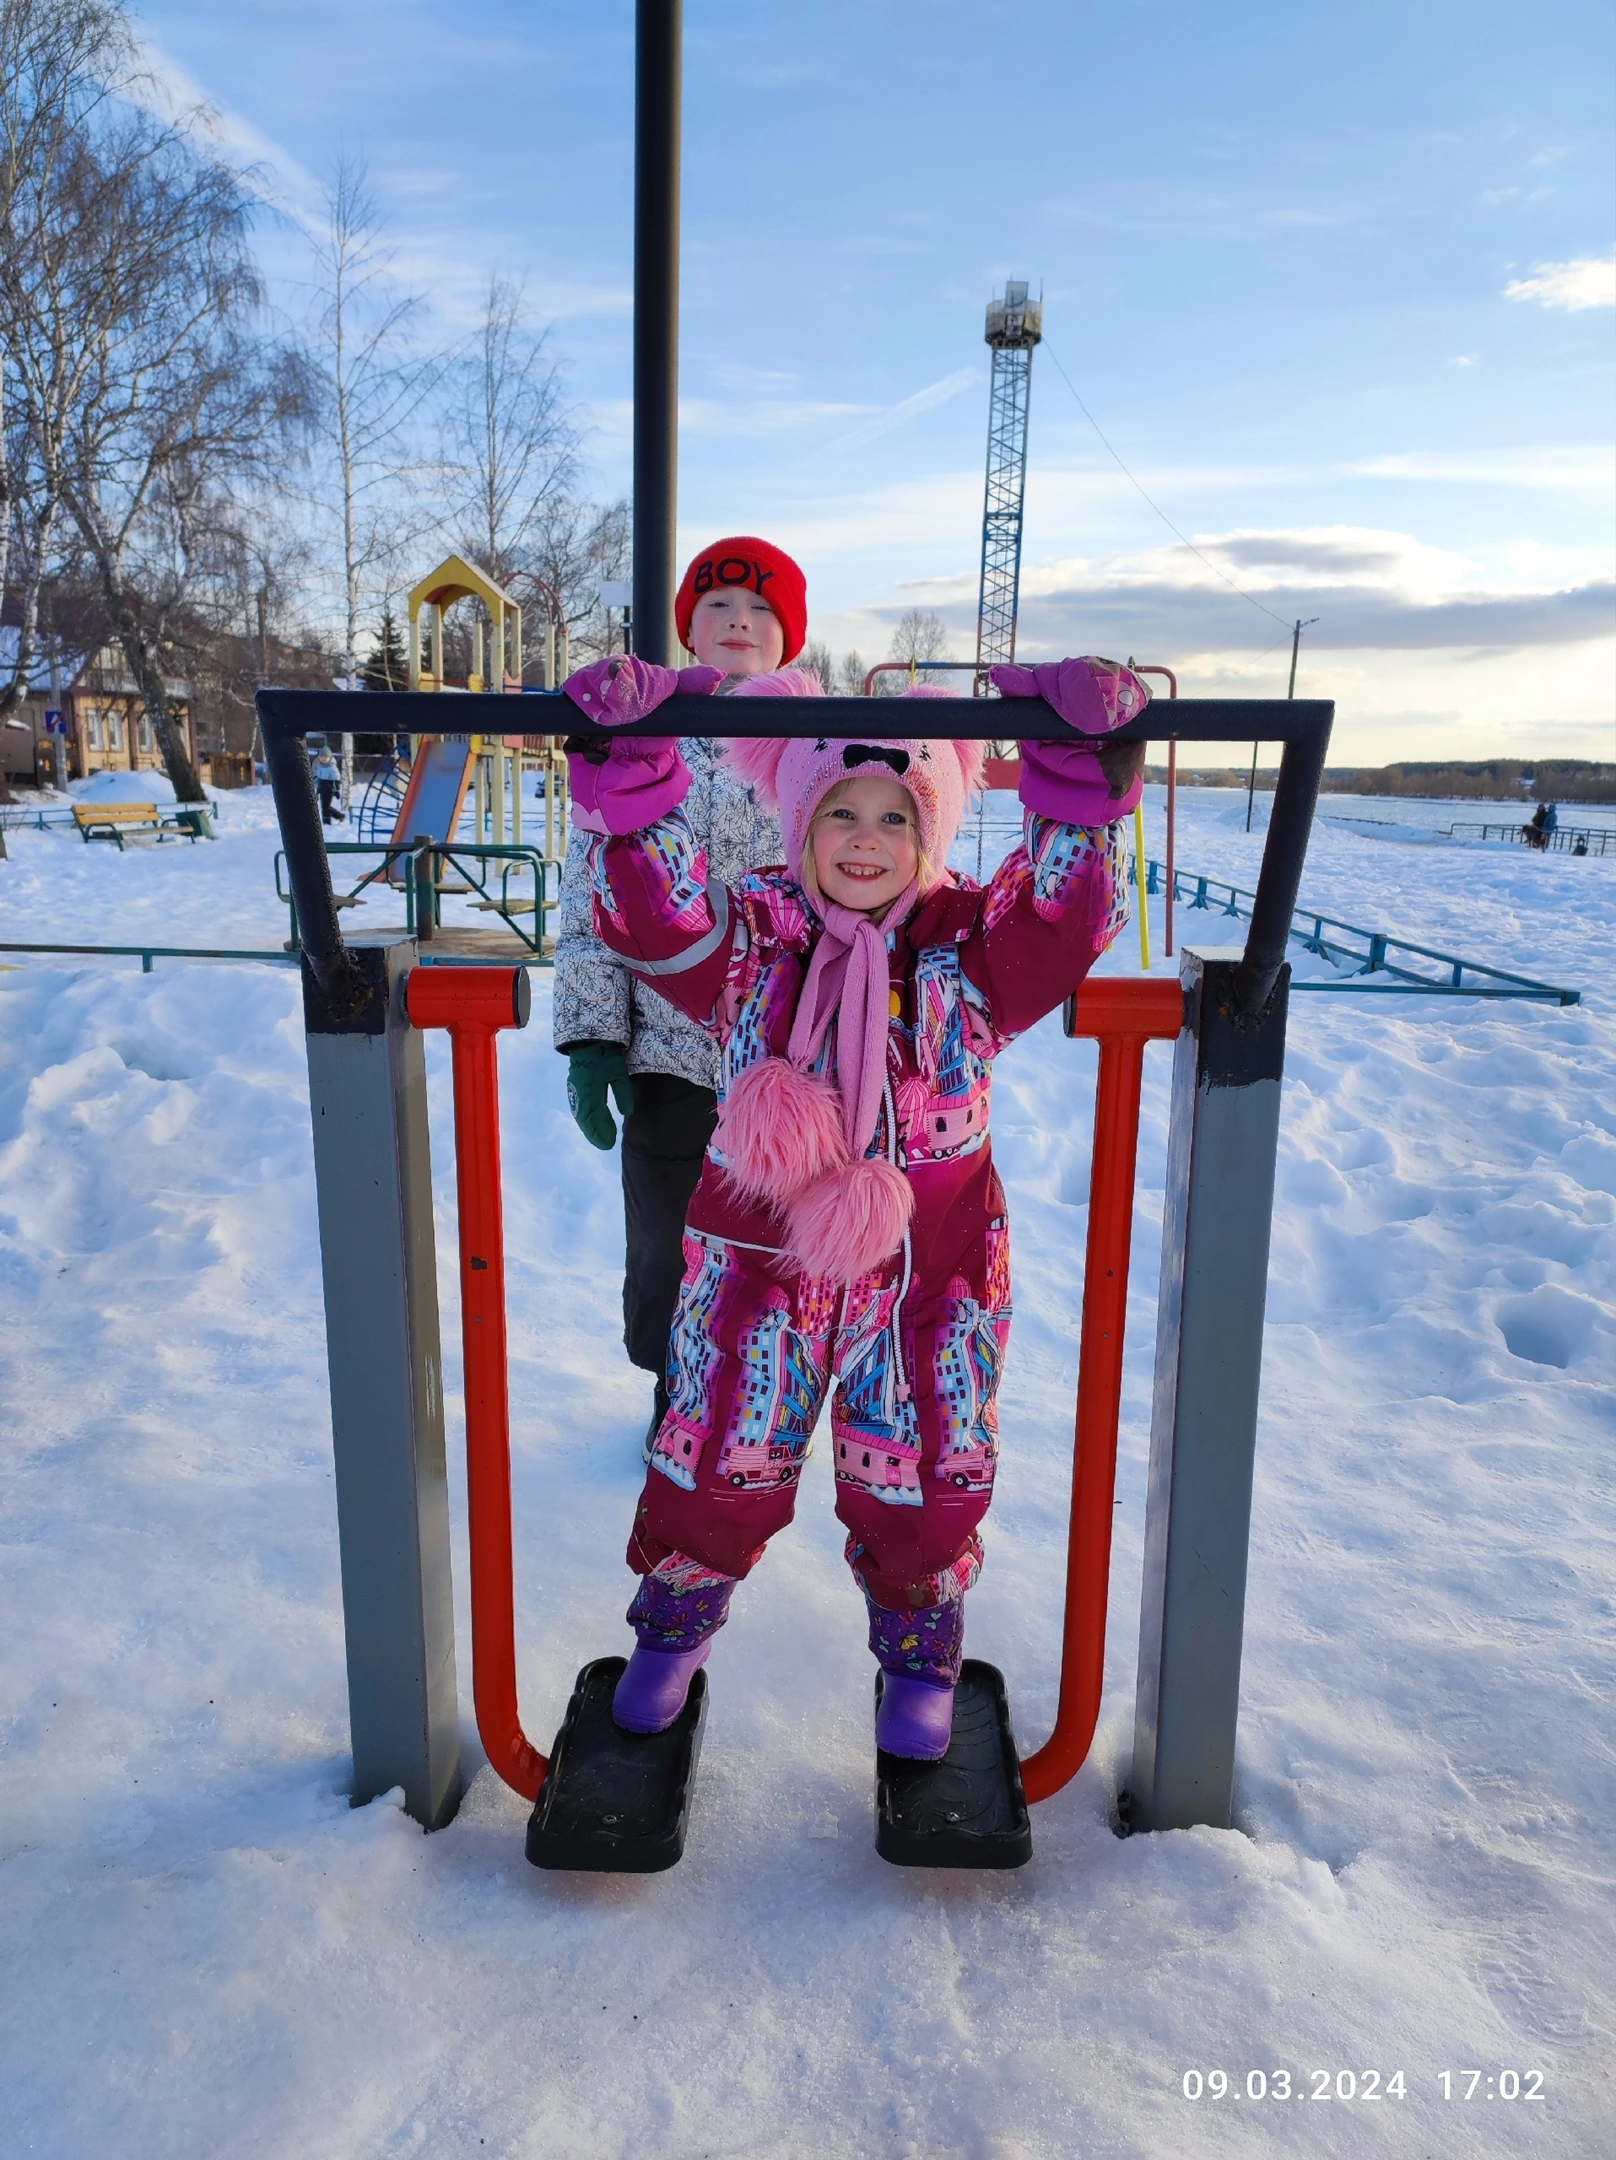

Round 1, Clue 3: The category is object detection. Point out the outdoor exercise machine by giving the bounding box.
[260,678,1333,1869]
[254,0,1342,1871]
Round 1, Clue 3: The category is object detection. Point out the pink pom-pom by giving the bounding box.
[786,1158,914,1284]
[718,735,791,809]
[953,739,986,796]
[728,667,824,699]
[716,1058,847,1208]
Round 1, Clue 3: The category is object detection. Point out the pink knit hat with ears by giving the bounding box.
[721,677,984,889]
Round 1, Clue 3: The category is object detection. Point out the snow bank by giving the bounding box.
[72,767,184,804]
[0,791,1611,2156]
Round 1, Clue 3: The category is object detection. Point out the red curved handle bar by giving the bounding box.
[1020,976,1183,1801]
[406,967,548,1802]
[407,966,1182,1810]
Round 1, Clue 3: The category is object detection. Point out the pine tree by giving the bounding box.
[360,607,408,691]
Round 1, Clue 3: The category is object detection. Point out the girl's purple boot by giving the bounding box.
[876,1673,956,1761]
[612,1640,712,1734]
[867,1593,965,1760]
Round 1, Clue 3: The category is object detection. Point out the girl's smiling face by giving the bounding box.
[808,776,921,917]
[688,589,785,675]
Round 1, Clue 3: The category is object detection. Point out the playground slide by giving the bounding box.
[386,735,475,881]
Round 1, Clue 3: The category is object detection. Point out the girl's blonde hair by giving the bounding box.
[798,777,933,909]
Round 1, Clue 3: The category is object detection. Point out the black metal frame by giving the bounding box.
[257,686,1334,1022]
[633,0,681,666]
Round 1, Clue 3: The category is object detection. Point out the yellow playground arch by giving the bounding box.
[406,553,524,693]
[388,552,568,866]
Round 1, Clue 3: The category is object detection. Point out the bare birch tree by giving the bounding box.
[302,155,441,797]
[0,0,126,754]
[797,637,835,689]
[439,275,578,584]
[49,122,311,798]
[875,607,951,694]
[0,0,311,800]
[888,607,951,666]
[305,158,441,678]
[521,492,631,670]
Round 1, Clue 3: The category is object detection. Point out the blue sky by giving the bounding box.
[135,0,1613,761]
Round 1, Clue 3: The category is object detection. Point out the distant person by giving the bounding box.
[554,537,790,1455]
[1544,802,1559,838]
[1527,802,1549,851]
[311,746,343,825]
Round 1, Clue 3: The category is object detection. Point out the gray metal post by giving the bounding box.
[303,934,461,1829]
[1131,946,1289,1832]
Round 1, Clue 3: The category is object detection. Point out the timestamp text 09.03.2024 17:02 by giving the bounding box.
[1178,2069,1546,2102]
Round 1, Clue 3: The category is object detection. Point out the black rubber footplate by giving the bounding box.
[874,1659,1032,1869]
[525,1656,707,1873]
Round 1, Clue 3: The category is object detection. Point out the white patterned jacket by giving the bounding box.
[552,735,780,1088]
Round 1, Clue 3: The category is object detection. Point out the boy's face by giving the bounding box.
[810,776,921,918]
[688,589,785,675]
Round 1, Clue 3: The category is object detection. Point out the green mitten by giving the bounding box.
[566,1043,636,1150]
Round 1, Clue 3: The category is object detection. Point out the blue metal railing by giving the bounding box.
[1445,821,1612,857]
[0,940,294,973]
[0,938,553,974]
[1144,860,1581,1005]
[1320,812,1612,857]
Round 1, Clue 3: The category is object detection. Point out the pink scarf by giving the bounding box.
[786,885,918,1160]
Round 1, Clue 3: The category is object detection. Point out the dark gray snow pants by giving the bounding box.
[620,1073,718,1378]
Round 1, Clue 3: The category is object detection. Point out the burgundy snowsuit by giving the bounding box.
[587,775,1131,1676]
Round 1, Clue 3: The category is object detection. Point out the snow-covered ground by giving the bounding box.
[1,785,1612,2158]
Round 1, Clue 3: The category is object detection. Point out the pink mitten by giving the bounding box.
[1015,736,1145,825]
[990,655,1149,735]
[992,655,1149,825]
[566,736,691,836]
[564,660,722,834]
[564,654,723,726]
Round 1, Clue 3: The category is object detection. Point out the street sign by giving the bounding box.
[44,710,67,736]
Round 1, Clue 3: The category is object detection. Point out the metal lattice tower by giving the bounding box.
[974,281,1042,692]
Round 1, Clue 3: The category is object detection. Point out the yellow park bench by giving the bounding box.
[74,802,213,849]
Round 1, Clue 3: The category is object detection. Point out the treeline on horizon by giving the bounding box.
[1145,759,1616,804]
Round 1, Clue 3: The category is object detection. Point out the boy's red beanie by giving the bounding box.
[675,536,808,663]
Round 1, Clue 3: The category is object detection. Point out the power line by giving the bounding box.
[1042,344,1296,631]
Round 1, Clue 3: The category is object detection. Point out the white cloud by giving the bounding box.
[123,38,323,221]
[813,369,981,458]
[1350,447,1615,490]
[682,397,870,439]
[1503,250,1616,311]
[1017,524,1475,607]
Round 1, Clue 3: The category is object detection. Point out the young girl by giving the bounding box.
[565,610,1148,1760]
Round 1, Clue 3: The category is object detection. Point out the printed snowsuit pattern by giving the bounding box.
[587,781,1131,1648]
